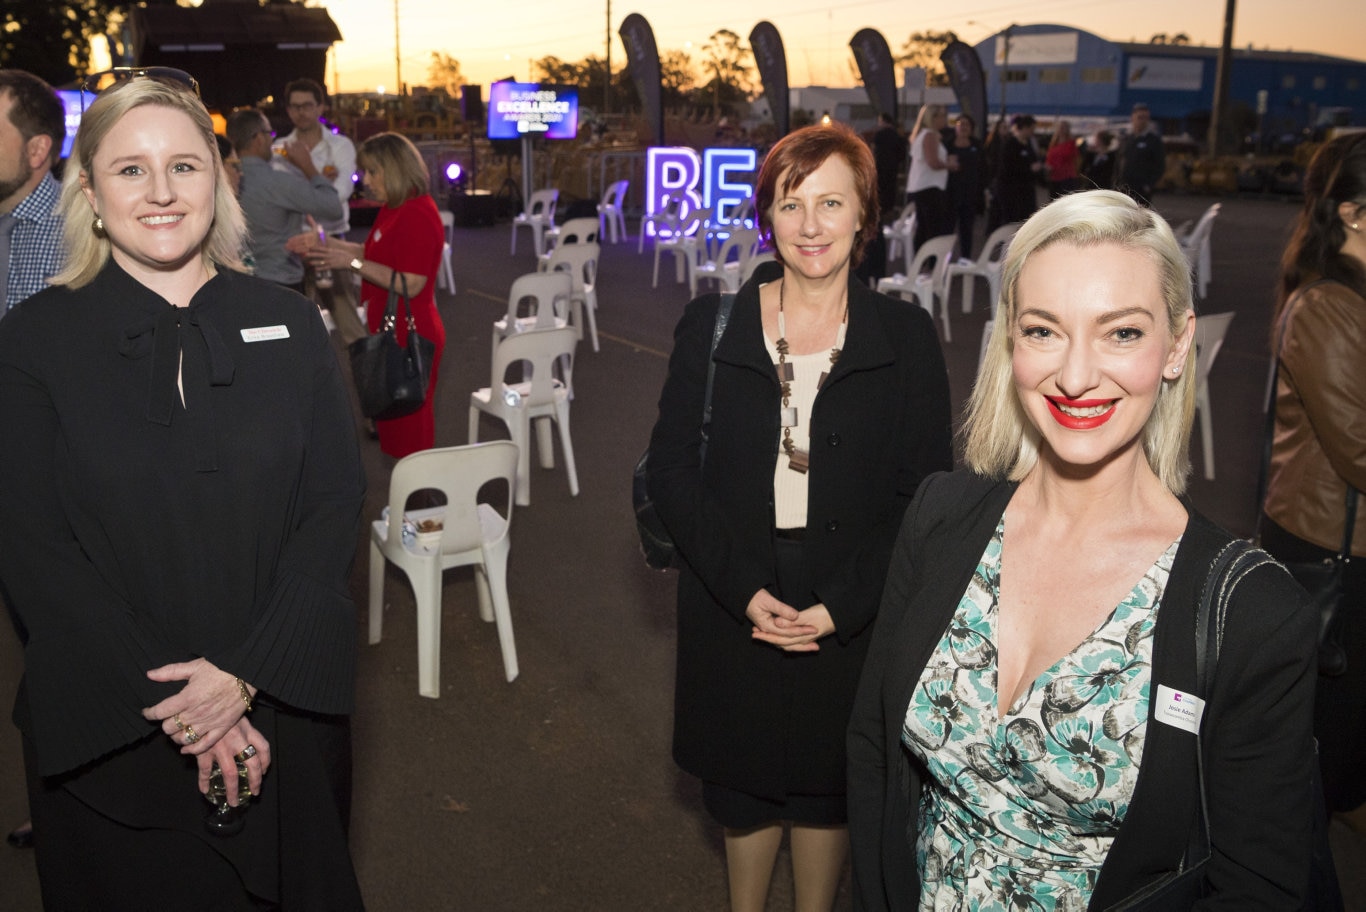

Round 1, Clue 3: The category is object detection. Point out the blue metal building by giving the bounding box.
[974,24,1366,140]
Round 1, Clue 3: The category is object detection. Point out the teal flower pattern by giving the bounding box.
[902,520,1178,910]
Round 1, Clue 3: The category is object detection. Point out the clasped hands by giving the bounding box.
[142,657,271,807]
[285,215,359,272]
[747,590,835,652]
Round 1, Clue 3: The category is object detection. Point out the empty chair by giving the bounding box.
[742,249,776,284]
[946,221,1020,315]
[876,233,958,342]
[689,228,760,295]
[597,179,629,243]
[437,209,456,293]
[469,326,580,507]
[679,196,739,282]
[540,216,599,267]
[544,241,601,352]
[1193,310,1235,480]
[1177,203,1220,299]
[640,192,682,254]
[368,440,520,697]
[510,188,559,257]
[491,270,572,358]
[882,203,917,275]
[649,199,693,287]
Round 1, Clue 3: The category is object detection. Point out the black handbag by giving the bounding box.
[633,293,735,570]
[348,271,436,421]
[1258,283,1359,677]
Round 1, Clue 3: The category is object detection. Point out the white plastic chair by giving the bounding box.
[876,233,958,342]
[437,209,456,293]
[540,216,599,268]
[1193,311,1235,481]
[742,250,776,284]
[640,192,681,254]
[543,241,600,352]
[650,199,692,287]
[510,188,559,257]
[597,179,629,244]
[881,203,916,275]
[491,270,572,357]
[946,221,1020,315]
[1177,203,1220,299]
[368,440,520,697]
[469,326,580,507]
[689,228,760,295]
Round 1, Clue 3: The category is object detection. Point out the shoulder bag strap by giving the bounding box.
[382,269,413,332]
[698,293,736,466]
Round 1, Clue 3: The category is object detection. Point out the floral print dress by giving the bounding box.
[902,520,1179,911]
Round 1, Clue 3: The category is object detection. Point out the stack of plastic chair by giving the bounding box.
[368,440,521,697]
[689,228,760,295]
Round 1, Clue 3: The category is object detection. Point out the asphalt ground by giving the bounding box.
[4,188,1365,910]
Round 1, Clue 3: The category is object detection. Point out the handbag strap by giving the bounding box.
[697,293,736,467]
[1257,279,1358,557]
[1186,540,1278,873]
[381,269,415,331]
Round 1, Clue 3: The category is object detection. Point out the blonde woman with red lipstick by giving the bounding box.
[849,190,1318,910]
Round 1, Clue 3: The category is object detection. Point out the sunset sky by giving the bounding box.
[317,0,1364,96]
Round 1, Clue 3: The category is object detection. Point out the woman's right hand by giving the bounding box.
[196,717,272,806]
[746,589,817,647]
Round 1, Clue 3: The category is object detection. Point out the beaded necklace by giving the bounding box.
[775,279,847,474]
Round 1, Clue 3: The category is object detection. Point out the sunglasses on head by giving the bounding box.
[80,67,201,112]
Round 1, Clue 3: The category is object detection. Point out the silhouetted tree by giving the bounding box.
[895,30,959,87]
[0,0,119,86]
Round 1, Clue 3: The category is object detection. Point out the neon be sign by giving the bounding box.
[645,146,758,237]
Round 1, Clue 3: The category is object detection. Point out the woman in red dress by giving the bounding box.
[305,132,446,457]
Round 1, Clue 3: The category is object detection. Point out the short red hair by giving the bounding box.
[755,123,879,268]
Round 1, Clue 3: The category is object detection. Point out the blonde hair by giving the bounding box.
[962,189,1197,493]
[358,132,429,206]
[910,103,946,139]
[52,78,246,289]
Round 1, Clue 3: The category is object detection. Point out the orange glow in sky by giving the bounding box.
[318,0,1363,96]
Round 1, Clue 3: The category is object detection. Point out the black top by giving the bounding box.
[0,260,366,777]
[647,260,953,798]
[848,471,1317,910]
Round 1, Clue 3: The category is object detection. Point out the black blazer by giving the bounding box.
[848,471,1317,910]
[647,260,953,797]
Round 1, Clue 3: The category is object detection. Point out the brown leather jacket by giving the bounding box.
[1265,278,1366,554]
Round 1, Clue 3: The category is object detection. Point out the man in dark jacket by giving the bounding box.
[1118,103,1166,206]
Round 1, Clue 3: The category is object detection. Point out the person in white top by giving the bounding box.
[274,78,364,342]
[904,103,958,251]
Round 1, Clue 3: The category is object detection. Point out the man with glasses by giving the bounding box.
[227,108,340,293]
[274,78,363,341]
[0,69,65,318]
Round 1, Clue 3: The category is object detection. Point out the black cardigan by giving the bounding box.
[646,260,953,798]
[847,471,1317,909]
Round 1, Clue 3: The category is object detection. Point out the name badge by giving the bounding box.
[1155,684,1205,735]
[241,325,290,343]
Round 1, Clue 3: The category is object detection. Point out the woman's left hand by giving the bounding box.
[752,603,836,653]
[141,658,253,754]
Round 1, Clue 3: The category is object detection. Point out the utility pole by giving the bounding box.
[1207,0,1236,156]
[394,0,402,95]
[604,0,611,114]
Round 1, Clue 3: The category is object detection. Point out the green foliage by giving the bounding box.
[0,0,118,86]
[894,30,959,88]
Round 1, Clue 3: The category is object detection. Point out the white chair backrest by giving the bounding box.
[713,228,759,266]
[506,272,572,328]
[1194,310,1235,386]
[555,217,599,246]
[545,241,600,292]
[491,327,578,408]
[908,233,956,282]
[1183,203,1220,260]
[386,441,518,554]
[742,250,776,283]
[524,188,558,219]
[601,179,628,207]
[980,221,1022,266]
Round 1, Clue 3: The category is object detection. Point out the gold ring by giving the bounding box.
[184,725,200,744]
[173,713,186,732]
[235,744,257,762]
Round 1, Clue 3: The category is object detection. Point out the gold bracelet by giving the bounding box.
[235,677,254,713]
